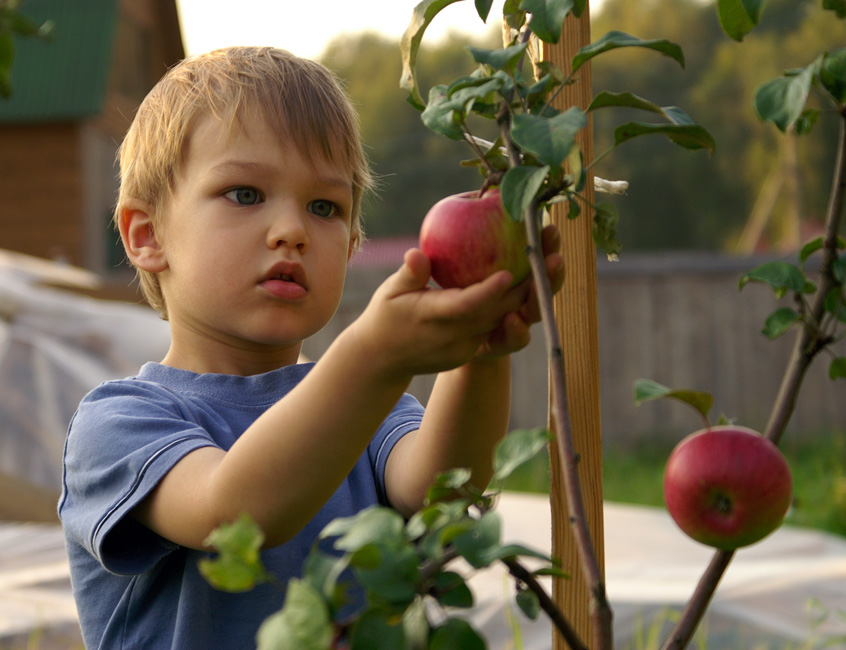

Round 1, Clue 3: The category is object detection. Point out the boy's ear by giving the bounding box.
[347,233,357,263]
[118,199,168,273]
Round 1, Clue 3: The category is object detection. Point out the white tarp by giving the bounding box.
[0,253,170,498]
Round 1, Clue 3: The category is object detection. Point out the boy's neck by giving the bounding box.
[160,342,304,376]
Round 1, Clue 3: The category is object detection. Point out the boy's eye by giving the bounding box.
[308,199,339,218]
[224,187,262,205]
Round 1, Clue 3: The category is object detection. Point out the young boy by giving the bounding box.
[59,46,564,649]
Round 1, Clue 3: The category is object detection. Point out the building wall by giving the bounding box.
[0,123,85,264]
[0,0,183,299]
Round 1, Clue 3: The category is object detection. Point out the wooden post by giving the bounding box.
[540,7,606,648]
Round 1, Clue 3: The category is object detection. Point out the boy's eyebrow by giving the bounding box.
[210,160,353,193]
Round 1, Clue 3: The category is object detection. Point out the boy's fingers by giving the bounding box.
[384,248,432,296]
[448,270,517,316]
[547,252,565,294]
[541,223,562,256]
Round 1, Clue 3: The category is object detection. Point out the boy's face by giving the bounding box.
[155,110,355,373]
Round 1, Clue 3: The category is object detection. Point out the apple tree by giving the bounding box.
[199,0,846,648]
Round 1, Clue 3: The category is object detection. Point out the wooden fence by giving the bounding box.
[302,251,845,449]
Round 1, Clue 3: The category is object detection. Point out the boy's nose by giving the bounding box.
[267,210,309,251]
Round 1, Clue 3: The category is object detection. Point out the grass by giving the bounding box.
[502,430,846,539]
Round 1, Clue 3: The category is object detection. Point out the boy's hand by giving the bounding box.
[351,246,527,378]
[351,224,564,377]
[475,224,565,360]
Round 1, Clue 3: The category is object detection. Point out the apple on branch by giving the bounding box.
[419,187,531,289]
[663,425,793,550]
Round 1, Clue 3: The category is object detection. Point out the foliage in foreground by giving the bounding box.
[200,429,558,650]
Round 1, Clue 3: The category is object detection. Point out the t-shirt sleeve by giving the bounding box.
[368,392,425,505]
[59,380,218,576]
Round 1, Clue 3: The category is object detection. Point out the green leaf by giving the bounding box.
[503,0,528,30]
[501,165,549,222]
[302,550,350,608]
[420,84,466,140]
[493,427,550,481]
[435,571,475,608]
[402,597,430,649]
[511,107,587,169]
[426,467,473,503]
[400,0,465,109]
[834,253,846,284]
[516,589,541,619]
[823,0,846,18]
[634,379,714,422]
[824,289,846,322]
[521,0,573,44]
[350,609,407,650]
[423,74,504,132]
[475,0,495,21]
[532,565,570,579]
[322,506,406,552]
[793,108,820,136]
[410,501,471,543]
[3,12,47,38]
[593,201,621,259]
[830,357,846,380]
[572,31,685,73]
[821,48,846,105]
[256,579,333,650]
[0,31,14,98]
[567,195,581,219]
[800,237,825,263]
[453,511,502,568]
[430,618,486,650]
[739,261,813,298]
[613,121,716,154]
[351,543,420,605]
[755,60,820,132]
[717,0,767,41]
[198,513,268,592]
[762,307,801,339]
[485,543,555,563]
[468,41,529,74]
[587,91,702,130]
[433,517,477,548]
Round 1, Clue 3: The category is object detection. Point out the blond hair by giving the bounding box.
[115,46,372,317]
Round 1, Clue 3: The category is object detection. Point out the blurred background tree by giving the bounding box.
[319,0,842,252]
[320,27,500,238]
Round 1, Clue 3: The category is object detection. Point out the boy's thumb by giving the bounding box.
[391,248,431,293]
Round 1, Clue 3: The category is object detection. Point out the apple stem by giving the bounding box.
[661,96,846,650]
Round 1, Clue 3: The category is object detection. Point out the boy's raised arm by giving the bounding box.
[132,250,528,550]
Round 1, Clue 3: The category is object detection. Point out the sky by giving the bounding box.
[176,0,511,60]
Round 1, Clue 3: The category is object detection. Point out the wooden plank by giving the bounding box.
[539,7,606,648]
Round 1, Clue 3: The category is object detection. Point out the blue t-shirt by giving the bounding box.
[59,362,424,649]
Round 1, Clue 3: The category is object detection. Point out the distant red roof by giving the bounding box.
[349,236,418,269]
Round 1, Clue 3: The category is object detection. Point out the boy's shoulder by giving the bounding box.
[79,361,318,408]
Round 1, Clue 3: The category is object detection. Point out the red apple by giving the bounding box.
[663,425,792,550]
[419,187,531,289]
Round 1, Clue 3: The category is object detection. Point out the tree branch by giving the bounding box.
[662,103,846,650]
[502,557,588,650]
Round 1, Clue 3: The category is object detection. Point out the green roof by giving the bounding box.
[0,0,118,123]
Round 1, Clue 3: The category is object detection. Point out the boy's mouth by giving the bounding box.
[260,262,308,300]
[263,261,305,285]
